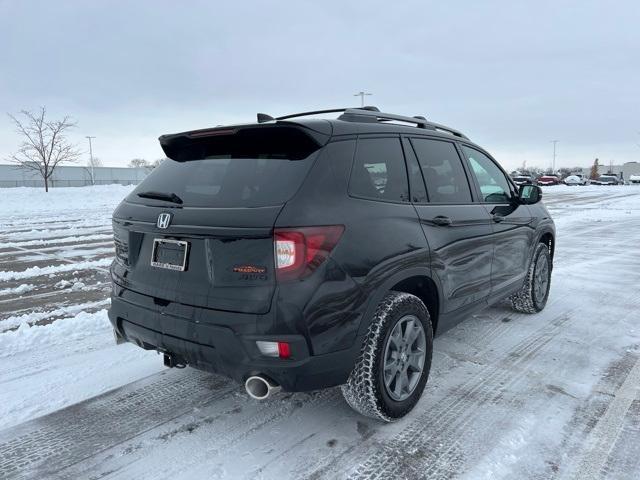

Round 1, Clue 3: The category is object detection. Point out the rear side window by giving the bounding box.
[410,138,472,203]
[461,146,512,203]
[349,137,409,202]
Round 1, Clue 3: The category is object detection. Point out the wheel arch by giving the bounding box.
[357,268,442,338]
[538,230,555,262]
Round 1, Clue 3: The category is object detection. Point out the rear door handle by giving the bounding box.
[492,214,505,223]
[431,216,452,226]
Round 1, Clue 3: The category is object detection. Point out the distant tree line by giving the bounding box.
[127,158,166,170]
[512,158,604,180]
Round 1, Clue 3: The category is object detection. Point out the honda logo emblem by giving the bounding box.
[157,213,172,229]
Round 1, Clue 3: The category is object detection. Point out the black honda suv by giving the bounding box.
[109,107,555,421]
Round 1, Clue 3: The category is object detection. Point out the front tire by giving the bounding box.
[510,242,552,313]
[341,292,433,422]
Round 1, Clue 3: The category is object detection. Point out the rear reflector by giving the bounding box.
[256,341,291,359]
[274,225,344,282]
[277,342,291,359]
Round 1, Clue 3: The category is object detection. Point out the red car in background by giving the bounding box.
[537,175,560,186]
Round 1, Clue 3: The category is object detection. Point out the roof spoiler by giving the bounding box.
[158,124,329,162]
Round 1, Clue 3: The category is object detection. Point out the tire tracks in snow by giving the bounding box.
[59,387,342,480]
[301,312,572,480]
[560,354,640,480]
[348,313,572,480]
[0,370,235,479]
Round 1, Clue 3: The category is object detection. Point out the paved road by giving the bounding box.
[1,187,639,479]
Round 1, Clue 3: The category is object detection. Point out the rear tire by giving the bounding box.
[341,291,433,422]
[510,242,552,313]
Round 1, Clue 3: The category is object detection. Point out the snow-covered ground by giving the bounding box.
[1,185,639,479]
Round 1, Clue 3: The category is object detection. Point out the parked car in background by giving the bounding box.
[592,175,621,185]
[629,174,640,184]
[512,175,534,186]
[564,175,587,186]
[537,175,560,186]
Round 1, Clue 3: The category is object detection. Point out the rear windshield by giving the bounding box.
[128,153,318,208]
[129,126,322,208]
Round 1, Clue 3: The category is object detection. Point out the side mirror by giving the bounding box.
[519,184,542,204]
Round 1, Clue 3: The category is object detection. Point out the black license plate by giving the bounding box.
[151,239,189,271]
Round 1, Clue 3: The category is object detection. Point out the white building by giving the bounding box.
[581,161,640,179]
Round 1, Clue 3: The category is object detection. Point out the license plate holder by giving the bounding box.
[151,238,189,271]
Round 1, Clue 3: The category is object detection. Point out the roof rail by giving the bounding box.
[276,108,349,121]
[261,107,468,139]
[339,108,469,139]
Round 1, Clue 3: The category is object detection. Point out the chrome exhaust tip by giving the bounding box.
[245,375,281,400]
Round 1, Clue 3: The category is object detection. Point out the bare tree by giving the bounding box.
[83,156,103,185]
[6,107,81,192]
[151,158,167,168]
[128,158,150,168]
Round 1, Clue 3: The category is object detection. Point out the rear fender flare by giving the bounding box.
[356,267,442,339]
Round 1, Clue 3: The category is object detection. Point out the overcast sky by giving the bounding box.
[1,0,638,170]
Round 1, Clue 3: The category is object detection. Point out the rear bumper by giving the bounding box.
[108,288,357,392]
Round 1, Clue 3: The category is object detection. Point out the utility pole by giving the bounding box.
[353,91,372,107]
[551,140,558,173]
[86,136,96,185]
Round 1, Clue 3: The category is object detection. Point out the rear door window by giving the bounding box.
[410,138,472,203]
[349,137,409,202]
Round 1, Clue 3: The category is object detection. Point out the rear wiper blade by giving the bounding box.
[136,191,183,204]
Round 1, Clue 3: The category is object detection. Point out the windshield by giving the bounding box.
[128,152,318,208]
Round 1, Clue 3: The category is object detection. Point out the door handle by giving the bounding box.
[492,214,505,223]
[432,216,452,226]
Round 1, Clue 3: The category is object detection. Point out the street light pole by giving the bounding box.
[86,136,96,185]
[551,140,558,173]
[353,91,373,107]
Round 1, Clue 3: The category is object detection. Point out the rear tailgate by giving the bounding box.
[113,205,280,314]
[112,123,328,314]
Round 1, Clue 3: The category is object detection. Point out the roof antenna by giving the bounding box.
[257,113,275,123]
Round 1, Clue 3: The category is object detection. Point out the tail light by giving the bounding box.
[274,225,344,282]
[113,222,129,266]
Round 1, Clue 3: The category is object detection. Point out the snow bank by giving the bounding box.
[0,309,163,430]
[1,233,113,249]
[0,299,110,332]
[0,283,35,297]
[0,309,112,357]
[0,184,134,217]
[0,258,112,281]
